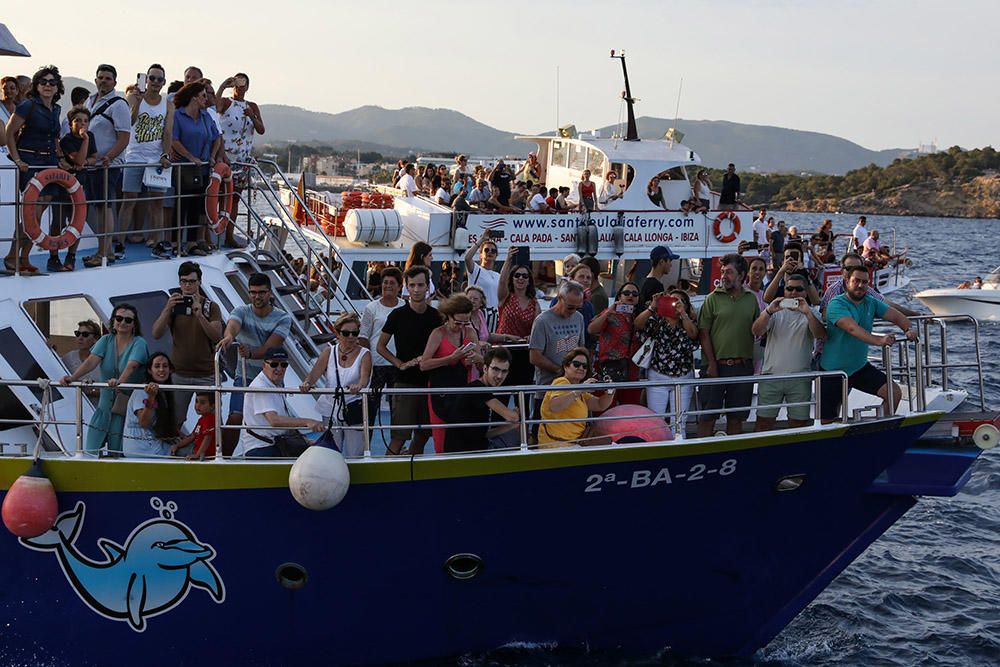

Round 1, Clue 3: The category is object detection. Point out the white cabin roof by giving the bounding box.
[515,135,701,167]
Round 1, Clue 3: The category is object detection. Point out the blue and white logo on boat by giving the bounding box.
[20,497,225,631]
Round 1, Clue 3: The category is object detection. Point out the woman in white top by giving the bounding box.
[122,352,180,458]
[217,73,265,248]
[692,170,712,210]
[300,313,372,458]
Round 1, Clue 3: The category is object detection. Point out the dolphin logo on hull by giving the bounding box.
[20,497,225,631]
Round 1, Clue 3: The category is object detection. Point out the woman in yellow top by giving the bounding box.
[538,348,615,448]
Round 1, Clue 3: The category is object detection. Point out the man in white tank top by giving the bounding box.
[120,64,174,258]
[217,72,265,249]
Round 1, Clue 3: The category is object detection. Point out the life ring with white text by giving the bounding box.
[22,169,87,251]
[205,163,234,233]
[713,211,740,244]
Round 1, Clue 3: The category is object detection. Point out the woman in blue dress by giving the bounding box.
[60,304,149,454]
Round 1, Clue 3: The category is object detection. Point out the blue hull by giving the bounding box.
[0,417,978,665]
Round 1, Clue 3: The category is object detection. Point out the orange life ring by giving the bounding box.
[712,211,740,244]
[22,169,87,251]
[205,163,234,233]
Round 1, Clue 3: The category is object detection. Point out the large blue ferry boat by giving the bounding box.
[0,31,996,664]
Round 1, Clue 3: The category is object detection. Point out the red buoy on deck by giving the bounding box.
[592,404,673,444]
[2,461,59,538]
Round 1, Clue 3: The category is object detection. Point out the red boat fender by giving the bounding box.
[2,460,59,538]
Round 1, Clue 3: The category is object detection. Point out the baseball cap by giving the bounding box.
[264,347,288,361]
[650,245,680,263]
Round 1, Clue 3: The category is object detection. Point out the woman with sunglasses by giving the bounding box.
[634,289,699,427]
[300,313,371,458]
[421,294,482,453]
[60,320,103,399]
[588,282,642,405]
[538,348,614,448]
[61,304,149,455]
[497,246,540,386]
[4,66,65,273]
[122,353,181,458]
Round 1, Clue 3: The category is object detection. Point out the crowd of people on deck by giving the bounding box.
[53,211,915,461]
[1,63,264,273]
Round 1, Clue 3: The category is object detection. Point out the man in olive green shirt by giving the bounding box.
[698,253,760,436]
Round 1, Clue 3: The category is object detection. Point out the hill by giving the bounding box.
[57,75,908,174]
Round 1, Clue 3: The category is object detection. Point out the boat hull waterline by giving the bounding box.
[0,414,978,665]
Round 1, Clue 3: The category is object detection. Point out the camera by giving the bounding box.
[780,298,799,309]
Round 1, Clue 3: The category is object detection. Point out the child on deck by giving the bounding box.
[169,392,217,460]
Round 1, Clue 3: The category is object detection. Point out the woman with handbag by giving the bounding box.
[587,282,642,406]
[420,294,482,454]
[122,353,180,458]
[538,348,615,448]
[60,304,149,455]
[170,80,222,257]
[634,290,699,427]
[300,313,371,458]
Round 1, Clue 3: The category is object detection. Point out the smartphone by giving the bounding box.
[461,342,476,354]
[615,303,634,314]
[136,73,147,93]
[656,295,679,319]
[514,245,531,267]
[487,228,505,240]
[780,298,799,309]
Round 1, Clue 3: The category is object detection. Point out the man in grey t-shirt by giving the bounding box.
[529,281,585,386]
[750,273,827,430]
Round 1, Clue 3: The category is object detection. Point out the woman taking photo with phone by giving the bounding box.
[634,290,699,426]
[587,282,642,405]
[538,348,615,448]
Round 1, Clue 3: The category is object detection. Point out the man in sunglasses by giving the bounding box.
[234,348,324,457]
[764,242,820,306]
[751,273,826,431]
[464,233,502,331]
[120,64,174,258]
[60,320,103,399]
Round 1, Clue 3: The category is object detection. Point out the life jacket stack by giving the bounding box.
[322,192,394,237]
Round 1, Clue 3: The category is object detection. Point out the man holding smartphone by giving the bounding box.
[763,242,820,305]
[151,262,224,426]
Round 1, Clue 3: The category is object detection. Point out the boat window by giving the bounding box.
[586,149,605,178]
[346,261,369,300]
[569,144,587,172]
[109,291,172,357]
[23,296,105,364]
[211,286,234,315]
[0,327,63,403]
[551,141,568,169]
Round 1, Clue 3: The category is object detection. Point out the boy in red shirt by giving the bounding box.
[169,392,217,460]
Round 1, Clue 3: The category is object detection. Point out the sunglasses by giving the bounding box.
[114,315,135,324]
[513,273,530,279]
[338,329,360,337]
[179,277,199,285]
[266,361,289,369]
[569,360,588,370]
[147,75,166,83]
[785,286,805,292]
[39,78,58,86]
[483,247,498,255]
[620,290,639,297]
[74,330,96,338]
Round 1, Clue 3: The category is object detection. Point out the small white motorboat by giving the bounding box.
[915,266,1000,321]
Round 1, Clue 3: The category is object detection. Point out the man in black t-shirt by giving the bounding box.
[377,265,440,455]
[719,163,740,209]
[639,245,680,311]
[447,347,520,453]
[489,159,513,205]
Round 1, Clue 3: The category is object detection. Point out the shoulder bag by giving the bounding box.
[110,338,138,416]
[333,347,364,427]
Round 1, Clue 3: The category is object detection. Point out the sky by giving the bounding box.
[3,1,998,151]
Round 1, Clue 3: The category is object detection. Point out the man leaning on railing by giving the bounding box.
[818,266,916,422]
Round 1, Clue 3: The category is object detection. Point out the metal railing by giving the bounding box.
[2,367,862,462]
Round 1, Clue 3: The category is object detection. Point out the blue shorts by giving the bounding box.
[122,165,169,194]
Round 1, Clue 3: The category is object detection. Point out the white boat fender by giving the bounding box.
[973,423,999,450]
[288,446,351,510]
[612,224,625,256]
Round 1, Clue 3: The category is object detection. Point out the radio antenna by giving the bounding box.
[673,76,683,127]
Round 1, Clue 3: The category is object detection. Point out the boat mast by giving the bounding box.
[611,49,639,142]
